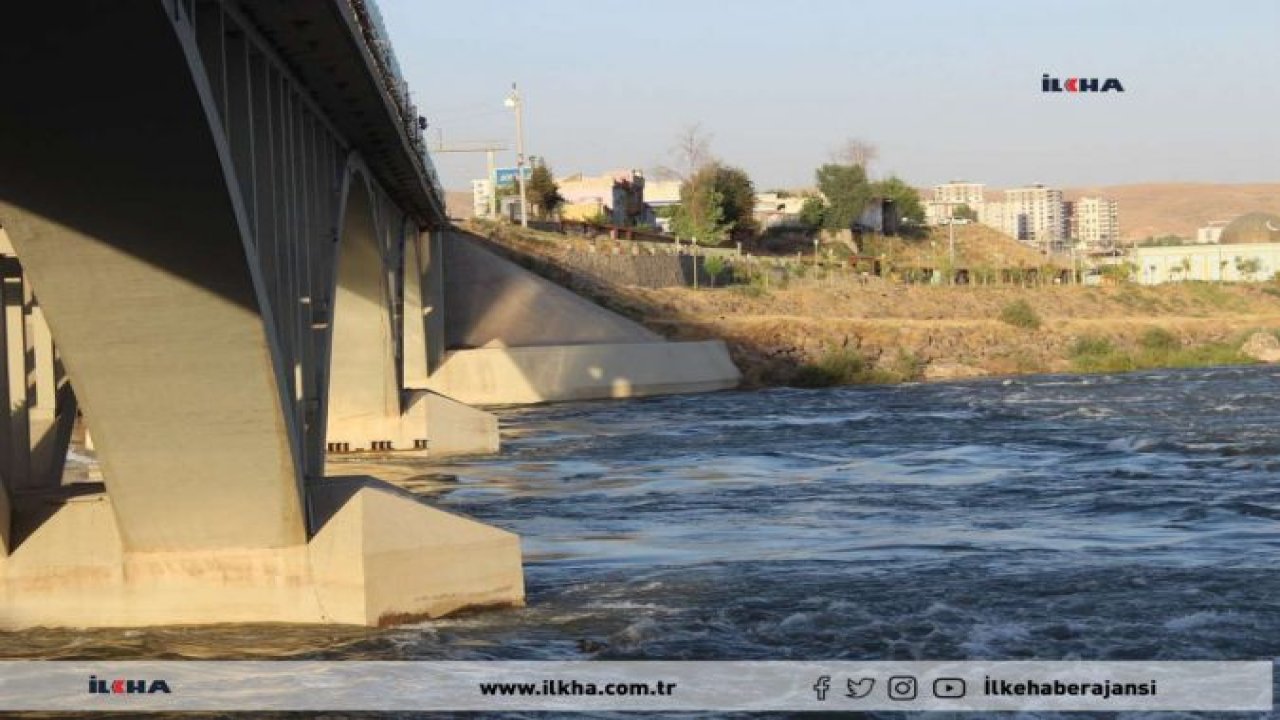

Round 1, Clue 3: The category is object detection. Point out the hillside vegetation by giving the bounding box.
[468,222,1280,387]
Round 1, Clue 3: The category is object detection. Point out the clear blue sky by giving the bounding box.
[378,0,1280,191]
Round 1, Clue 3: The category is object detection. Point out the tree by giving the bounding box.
[872,175,925,225]
[664,123,715,181]
[673,183,728,247]
[1101,261,1137,284]
[708,164,757,237]
[675,163,756,244]
[702,254,727,287]
[799,196,827,230]
[1235,256,1262,281]
[953,203,978,222]
[815,163,871,231]
[662,124,734,245]
[526,163,564,219]
[832,138,879,174]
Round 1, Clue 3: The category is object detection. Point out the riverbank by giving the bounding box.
[460,222,1280,387]
[636,282,1280,386]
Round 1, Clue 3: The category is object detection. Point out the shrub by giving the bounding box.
[1165,342,1253,368]
[888,350,926,382]
[1139,327,1180,351]
[1070,335,1114,357]
[702,255,726,287]
[1071,336,1255,375]
[1072,350,1136,374]
[999,299,1041,330]
[731,282,767,299]
[790,348,883,387]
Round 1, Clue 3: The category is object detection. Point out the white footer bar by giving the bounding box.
[0,660,1269,712]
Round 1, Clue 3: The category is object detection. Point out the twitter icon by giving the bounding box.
[846,677,876,699]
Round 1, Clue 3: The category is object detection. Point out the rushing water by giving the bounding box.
[6,366,1280,716]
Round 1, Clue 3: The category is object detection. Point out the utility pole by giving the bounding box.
[948,219,956,266]
[430,139,508,219]
[504,83,529,228]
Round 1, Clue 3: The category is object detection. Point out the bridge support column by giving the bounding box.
[325,207,495,456]
[0,1,521,628]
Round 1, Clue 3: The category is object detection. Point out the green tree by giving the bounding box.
[525,163,564,219]
[1101,261,1137,284]
[798,196,827,230]
[675,163,754,246]
[815,163,871,231]
[1235,256,1263,281]
[673,183,728,247]
[711,164,757,237]
[953,203,978,221]
[702,254,727,287]
[872,175,925,224]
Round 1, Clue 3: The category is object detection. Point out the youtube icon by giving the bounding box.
[933,678,967,699]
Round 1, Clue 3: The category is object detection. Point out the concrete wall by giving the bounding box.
[443,234,660,349]
[555,251,716,289]
[1129,242,1280,284]
[427,340,740,406]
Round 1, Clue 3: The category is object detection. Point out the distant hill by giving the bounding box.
[445,190,474,220]
[1062,183,1280,242]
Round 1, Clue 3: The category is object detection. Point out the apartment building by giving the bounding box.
[924,180,985,225]
[1067,196,1120,250]
[1002,184,1065,251]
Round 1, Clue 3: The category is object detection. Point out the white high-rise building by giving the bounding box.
[1069,196,1120,250]
[932,181,985,206]
[1003,184,1065,251]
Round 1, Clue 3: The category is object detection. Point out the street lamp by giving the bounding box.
[503,83,529,228]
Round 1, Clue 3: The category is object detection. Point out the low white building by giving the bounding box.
[753,192,809,228]
[1129,242,1280,284]
[1196,220,1230,245]
[1128,212,1280,284]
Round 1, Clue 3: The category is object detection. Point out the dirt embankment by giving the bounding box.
[633,282,1280,385]
[462,223,1280,386]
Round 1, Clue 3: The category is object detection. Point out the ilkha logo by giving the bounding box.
[1041,74,1125,93]
[88,675,172,695]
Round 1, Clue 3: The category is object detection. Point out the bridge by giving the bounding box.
[0,0,737,627]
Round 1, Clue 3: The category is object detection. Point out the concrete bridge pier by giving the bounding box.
[0,0,522,628]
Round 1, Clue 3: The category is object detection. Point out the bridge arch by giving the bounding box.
[322,157,402,453]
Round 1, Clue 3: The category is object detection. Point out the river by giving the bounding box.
[5,366,1280,717]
